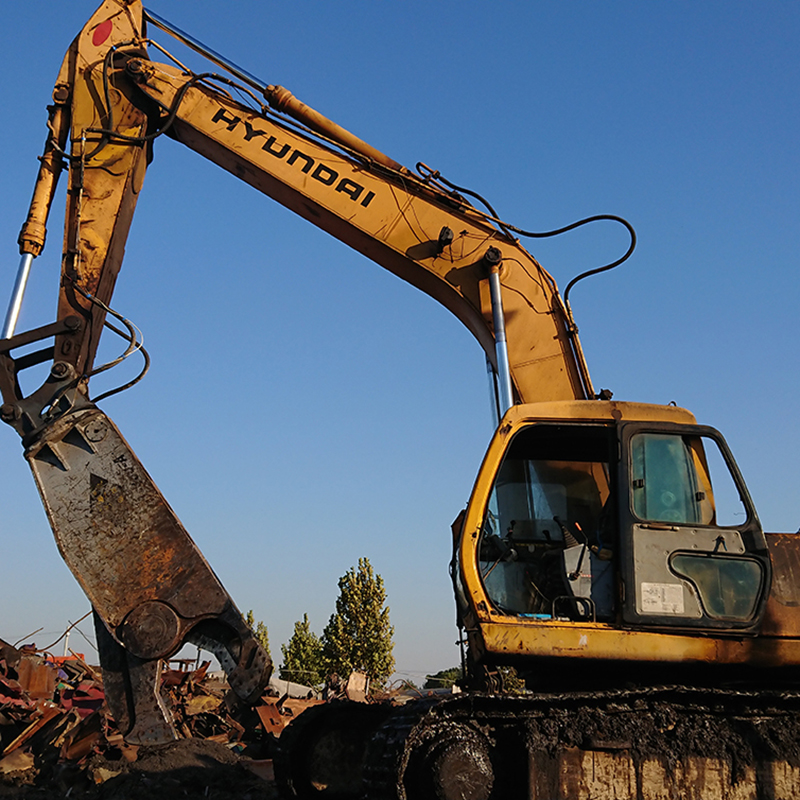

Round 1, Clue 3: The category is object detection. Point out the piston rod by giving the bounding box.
[487,259,514,415]
[143,8,266,94]
[2,253,34,340]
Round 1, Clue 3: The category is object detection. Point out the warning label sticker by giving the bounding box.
[640,582,685,614]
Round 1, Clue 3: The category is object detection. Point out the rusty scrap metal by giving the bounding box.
[1,628,373,797]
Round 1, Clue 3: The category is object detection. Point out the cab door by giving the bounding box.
[619,422,771,633]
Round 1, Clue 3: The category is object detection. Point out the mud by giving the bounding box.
[523,687,800,782]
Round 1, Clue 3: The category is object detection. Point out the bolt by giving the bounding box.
[483,247,502,267]
[1,404,19,422]
[50,362,69,379]
[126,59,144,75]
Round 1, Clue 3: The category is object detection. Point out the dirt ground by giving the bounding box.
[0,739,280,800]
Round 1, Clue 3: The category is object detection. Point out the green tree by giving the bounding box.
[498,666,526,695]
[321,558,395,687]
[245,609,271,660]
[280,614,325,686]
[424,666,462,690]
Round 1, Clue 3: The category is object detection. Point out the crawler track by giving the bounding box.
[360,686,800,799]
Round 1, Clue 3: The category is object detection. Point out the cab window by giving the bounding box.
[630,432,746,527]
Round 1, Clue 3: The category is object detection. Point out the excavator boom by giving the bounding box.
[14,0,596,408]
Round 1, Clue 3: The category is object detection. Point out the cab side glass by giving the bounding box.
[631,433,746,527]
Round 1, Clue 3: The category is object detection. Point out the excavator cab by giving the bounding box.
[456,401,772,677]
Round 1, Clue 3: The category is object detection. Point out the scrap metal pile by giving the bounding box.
[0,634,323,799]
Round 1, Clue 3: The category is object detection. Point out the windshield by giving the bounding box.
[487,424,614,547]
[478,424,615,617]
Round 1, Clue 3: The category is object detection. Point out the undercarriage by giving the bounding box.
[276,685,800,800]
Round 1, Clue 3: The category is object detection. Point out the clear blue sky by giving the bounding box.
[1,1,798,686]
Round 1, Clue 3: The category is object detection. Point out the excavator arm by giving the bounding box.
[1,2,276,744]
[1,0,607,743]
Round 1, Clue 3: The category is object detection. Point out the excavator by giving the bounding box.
[3,1,800,798]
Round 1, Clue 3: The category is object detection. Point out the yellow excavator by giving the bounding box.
[3,2,800,797]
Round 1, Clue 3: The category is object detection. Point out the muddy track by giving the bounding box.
[362,686,800,799]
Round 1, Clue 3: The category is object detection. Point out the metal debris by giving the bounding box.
[0,630,326,798]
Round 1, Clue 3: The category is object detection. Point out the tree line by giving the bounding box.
[247,557,396,688]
